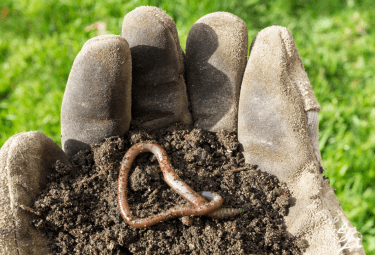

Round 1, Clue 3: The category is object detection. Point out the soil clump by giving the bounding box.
[30,123,308,254]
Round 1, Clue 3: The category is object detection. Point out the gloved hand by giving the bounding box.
[0,6,365,255]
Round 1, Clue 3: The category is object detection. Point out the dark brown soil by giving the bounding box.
[30,123,308,254]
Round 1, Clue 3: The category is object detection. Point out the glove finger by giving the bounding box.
[121,6,192,130]
[238,26,365,254]
[238,26,319,179]
[61,35,132,157]
[0,131,73,254]
[185,12,248,132]
[239,25,326,253]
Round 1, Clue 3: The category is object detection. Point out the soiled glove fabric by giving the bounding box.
[0,6,365,255]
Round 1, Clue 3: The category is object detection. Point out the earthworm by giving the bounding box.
[208,207,242,218]
[201,191,242,219]
[179,191,243,225]
[117,141,224,228]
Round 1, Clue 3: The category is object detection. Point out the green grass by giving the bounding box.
[1,0,375,253]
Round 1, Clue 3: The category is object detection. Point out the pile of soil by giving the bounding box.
[30,123,308,254]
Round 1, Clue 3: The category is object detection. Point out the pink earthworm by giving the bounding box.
[117,141,224,228]
[208,207,242,218]
[201,191,242,219]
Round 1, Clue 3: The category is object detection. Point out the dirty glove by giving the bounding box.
[0,6,365,255]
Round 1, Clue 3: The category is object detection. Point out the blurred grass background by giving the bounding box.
[1,0,374,252]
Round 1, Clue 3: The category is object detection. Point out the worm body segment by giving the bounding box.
[201,191,242,218]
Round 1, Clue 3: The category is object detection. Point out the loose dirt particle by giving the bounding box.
[31,123,308,254]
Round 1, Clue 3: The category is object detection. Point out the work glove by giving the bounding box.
[0,6,365,255]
